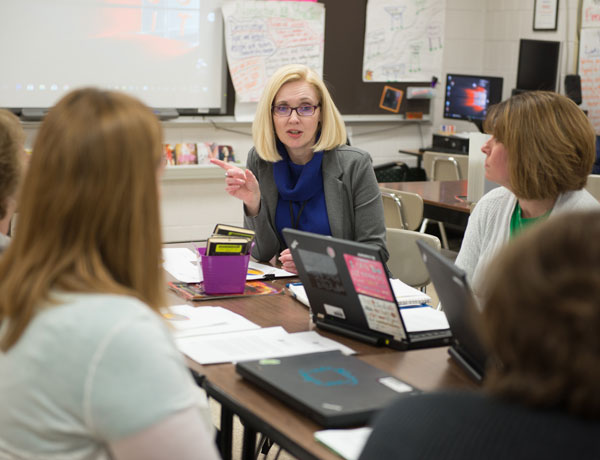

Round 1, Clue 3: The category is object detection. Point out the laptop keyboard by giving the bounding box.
[410,329,452,341]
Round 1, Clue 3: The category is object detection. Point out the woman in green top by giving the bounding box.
[455,91,600,303]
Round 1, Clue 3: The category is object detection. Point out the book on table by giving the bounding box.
[168,280,282,301]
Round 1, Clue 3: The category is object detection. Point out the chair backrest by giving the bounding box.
[585,174,600,202]
[380,187,424,231]
[422,151,469,181]
[386,228,441,288]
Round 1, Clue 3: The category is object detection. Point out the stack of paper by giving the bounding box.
[162,304,260,338]
[175,326,355,365]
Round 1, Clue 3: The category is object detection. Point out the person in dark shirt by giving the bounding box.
[359,210,600,460]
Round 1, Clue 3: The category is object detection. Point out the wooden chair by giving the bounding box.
[380,188,424,231]
[386,228,441,289]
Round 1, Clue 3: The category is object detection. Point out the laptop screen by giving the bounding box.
[416,240,487,380]
[285,229,408,342]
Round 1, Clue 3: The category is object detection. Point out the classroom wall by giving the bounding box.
[21,0,578,242]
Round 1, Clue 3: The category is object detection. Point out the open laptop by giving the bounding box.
[282,228,452,351]
[416,240,488,382]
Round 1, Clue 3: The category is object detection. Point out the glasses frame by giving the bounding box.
[271,104,320,117]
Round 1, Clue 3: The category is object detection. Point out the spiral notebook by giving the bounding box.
[288,279,430,308]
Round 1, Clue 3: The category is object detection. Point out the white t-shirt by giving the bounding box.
[0,292,209,459]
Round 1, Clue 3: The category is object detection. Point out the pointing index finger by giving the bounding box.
[210,158,237,171]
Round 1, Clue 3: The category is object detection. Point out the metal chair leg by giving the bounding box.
[437,221,449,249]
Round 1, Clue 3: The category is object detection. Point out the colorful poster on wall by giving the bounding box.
[579,28,600,133]
[222,1,325,102]
[362,0,446,82]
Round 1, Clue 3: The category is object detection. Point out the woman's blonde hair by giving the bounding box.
[0,109,25,219]
[252,64,347,162]
[0,88,166,350]
[484,91,595,200]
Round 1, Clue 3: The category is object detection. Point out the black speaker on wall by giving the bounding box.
[565,74,582,105]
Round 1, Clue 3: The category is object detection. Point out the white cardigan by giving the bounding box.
[455,186,600,303]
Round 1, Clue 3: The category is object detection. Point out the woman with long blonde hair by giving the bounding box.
[0,89,220,460]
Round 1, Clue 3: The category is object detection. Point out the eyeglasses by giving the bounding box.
[272,104,320,117]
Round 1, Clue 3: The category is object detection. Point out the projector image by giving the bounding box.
[432,134,469,154]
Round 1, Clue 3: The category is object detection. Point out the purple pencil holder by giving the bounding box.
[197,247,250,295]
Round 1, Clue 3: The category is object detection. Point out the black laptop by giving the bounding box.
[236,350,420,427]
[282,228,452,350]
[416,240,488,382]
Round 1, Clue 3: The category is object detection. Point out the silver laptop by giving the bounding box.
[282,228,452,351]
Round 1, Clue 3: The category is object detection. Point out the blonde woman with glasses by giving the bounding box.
[212,64,387,273]
[0,89,220,460]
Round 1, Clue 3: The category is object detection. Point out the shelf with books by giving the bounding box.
[161,142,241,181]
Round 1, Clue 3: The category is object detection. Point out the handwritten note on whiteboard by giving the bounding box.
[582,0,600,28]
[222,1,325,102]
[362,0,446,82]
[579,29,600,134]
[580,28,600,133]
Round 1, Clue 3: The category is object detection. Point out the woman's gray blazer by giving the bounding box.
[243,145,388,263]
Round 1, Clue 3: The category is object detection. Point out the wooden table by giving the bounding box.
[166,271,476,460]
[381,180,471,227]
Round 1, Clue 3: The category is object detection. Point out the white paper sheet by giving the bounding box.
[162,248,201,283]
[246,261,296,280]
[162,305,260,338]
[314,427,373,460]
[389,278,430,306]
[362,0,445,82]
[176,327,355,365]
[401,306,450,332]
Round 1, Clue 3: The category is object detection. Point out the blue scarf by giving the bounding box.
[273,140,332,245]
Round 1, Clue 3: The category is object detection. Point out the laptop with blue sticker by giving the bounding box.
[235,350,420,427]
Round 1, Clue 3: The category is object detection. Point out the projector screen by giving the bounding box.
[0,0,225,113]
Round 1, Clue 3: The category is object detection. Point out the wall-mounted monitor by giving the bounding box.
[0,0,226,118]
[516,39,561,92]
[443,73,504,123]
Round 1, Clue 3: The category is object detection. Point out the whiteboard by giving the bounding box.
[0,0,225,112]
